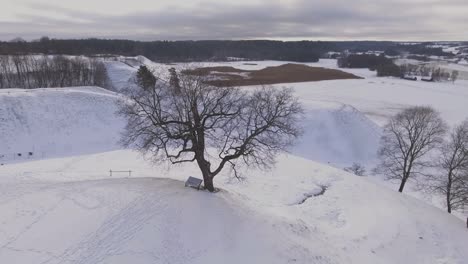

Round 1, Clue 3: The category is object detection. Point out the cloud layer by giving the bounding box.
[1,0,467,41]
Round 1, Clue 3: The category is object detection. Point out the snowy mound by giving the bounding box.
[2,150,468,263]
[104,61,137,91]
[0,177,283,264]
[0,87,125,162]
[293,104,381,167]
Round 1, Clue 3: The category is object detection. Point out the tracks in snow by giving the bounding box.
[40,181,173,264]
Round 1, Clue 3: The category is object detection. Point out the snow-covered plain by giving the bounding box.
[1,58,468,263]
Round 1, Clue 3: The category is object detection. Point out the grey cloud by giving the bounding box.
[2,0,467,41]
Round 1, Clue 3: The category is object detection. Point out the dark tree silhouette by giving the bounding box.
[377,106,447,193]
[168,67,181,93]
[451,70,459,83]
[432,120,468,213]
[136,65,157,90]
[118,68,303,192]
[344,163,366,176]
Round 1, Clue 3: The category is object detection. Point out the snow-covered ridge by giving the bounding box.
[0,82,383,168]
[293,104,381,167]
[0,87,125,162]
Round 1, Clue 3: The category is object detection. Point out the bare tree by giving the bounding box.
[168,67,181,93]
[0,55,112,89]
[118,68,303,192]
[432,120,468,213]
[451,70,459,83]
[432,68,451,82]
[376,106,447,193]
[344,163,366,176]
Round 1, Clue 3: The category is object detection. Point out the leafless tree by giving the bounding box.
[118,68,303,192]
[451,70,459,83]
[0,55,112,89]
[376,106,447,193]
[431,120,468,213]
[344,163,366,176]
[419,66,432,77]
[432,68,451,82]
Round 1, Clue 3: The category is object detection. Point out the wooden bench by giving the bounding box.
[185,177,203,190]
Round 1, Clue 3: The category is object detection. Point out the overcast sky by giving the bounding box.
[0,0,467,41]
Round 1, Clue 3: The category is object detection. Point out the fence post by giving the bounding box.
[109,170,112,177]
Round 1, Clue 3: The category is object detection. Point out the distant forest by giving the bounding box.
[0,38,460,62]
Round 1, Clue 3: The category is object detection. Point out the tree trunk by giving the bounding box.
[197,157,216,192]
[447,171,453,213]
[203,176,215,192]
[398,175,408,193]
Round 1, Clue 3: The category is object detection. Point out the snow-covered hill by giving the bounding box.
[293,103,381,167]
[0,177,286,264]
[2,150,468,263]
[0,84,382,167]
[1,58,468,263]
[104,61,137,91]
[0,87,125,162]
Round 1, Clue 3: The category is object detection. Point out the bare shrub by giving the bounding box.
[344,163,366,176]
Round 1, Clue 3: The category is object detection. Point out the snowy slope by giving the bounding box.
[0,177,285,264]
[293,103,381,167]
[1,150,468,264]
[104,61,137,91]
[0,87,125,162]
[0,83,382,167]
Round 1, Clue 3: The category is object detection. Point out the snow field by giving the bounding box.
[1,58,468,263]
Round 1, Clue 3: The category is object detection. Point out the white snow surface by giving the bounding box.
[1,58,468,263]
[0,87,125,162]
[2,150,468,264]
[292,103,380,167]
[104,61,137,91]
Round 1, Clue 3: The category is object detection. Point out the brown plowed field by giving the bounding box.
[184,63,362,87]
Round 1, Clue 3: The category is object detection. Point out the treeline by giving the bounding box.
[0,55,111,89]
[337,54,392,69]
[338,54,459,81]
[337,54,401,77]
[332,41,457,57]
[329,41,457,57]
[406,55,430,62]
[385,44,455,57]
[0,39,329,62]
[389,64,458,82]
[1,39,463,63]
